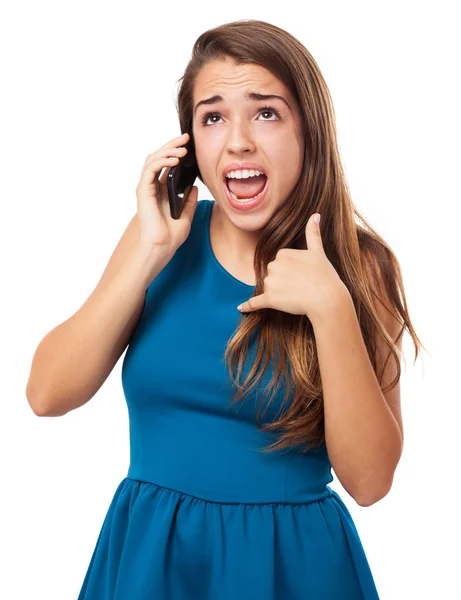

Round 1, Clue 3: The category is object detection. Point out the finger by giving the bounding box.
[305,213,324,252]
[144,146,187,167]
[237,294,265,312]
[179,186,199,220]
[157,132,190,153]
[142,141,188,170]
[138,156,179,189]
[161,132,189,149]
[158,159,178,184]
[157,167,169,185]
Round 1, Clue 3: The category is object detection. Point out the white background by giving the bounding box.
[1,1,460,598]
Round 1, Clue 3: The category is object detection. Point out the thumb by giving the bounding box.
[182,186,199,219]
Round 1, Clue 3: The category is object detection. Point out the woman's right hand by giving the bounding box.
[135,132,199,255]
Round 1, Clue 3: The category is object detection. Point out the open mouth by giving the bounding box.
[223,174,269,210]
[224,173,268,202]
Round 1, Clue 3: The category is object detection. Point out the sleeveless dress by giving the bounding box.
[78,199,381,599]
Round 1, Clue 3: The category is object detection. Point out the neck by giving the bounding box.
[211,201,258,264]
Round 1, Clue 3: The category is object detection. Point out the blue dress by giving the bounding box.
[78,199,380,599]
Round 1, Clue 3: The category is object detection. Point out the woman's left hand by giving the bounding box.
[237,213,351,323]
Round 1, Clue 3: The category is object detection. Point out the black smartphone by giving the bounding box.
[167,134,200,219]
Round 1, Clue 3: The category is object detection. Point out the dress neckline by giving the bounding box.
[204,200,256,290]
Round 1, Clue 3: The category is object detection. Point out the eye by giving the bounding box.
[200,105,282,126]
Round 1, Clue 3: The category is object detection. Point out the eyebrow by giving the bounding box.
[194,92,292,115]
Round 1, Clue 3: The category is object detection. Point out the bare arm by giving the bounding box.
[25,215,173,417]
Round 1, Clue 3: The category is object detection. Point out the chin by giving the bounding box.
[225,206,275,234]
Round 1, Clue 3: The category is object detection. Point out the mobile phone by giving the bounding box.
[167,135,200,219]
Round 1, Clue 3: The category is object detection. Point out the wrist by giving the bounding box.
[308,286,354,328]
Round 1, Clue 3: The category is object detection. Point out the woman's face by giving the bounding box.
[192,57,305,234]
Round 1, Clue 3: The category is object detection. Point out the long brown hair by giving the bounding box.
[175,19,426,453]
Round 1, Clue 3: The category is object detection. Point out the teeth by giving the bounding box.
[228,184,266,203]
[225,169,264,179]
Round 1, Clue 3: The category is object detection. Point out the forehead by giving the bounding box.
[193,58,289,101]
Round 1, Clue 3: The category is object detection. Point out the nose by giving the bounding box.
[225,119,256,155]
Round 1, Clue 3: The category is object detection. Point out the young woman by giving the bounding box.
[27,19,424,600]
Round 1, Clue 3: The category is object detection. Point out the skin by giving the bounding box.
[191,57,305,265]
